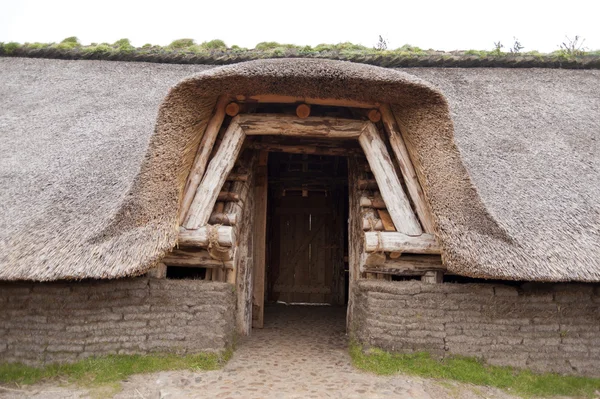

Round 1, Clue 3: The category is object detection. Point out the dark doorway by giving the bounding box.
[266,152,349,305]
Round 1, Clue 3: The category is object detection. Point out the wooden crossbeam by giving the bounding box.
[360,254,445,275]
[380,105,435,233]
[163,249,234,269]
[364,232,440,254]
[178,226,236,247]
[248,141,361,157]
[180,96,229,224]
[235,94,379,109]
[237,114,367,138]
[184,117,246,229]
[358,123,422,236]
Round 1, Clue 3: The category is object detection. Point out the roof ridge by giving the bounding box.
[2,46,600,69]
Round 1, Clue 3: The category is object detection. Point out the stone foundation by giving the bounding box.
[352,280,600,376]
[0,278,235,365]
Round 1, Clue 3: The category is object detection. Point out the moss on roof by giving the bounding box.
[1,39,600,68]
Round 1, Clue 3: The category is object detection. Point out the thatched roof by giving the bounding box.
[0,57,598,282]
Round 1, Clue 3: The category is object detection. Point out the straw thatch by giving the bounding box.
[0,57,598,282]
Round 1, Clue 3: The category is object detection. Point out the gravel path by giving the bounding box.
[2,304,519,398]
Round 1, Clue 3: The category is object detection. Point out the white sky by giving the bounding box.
[1,0,598,53]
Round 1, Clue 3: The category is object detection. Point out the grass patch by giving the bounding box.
[0,351,230,388]
[349,343,600,398]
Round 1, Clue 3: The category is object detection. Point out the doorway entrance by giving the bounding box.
[265,152,349,308]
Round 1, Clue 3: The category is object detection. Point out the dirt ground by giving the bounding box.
[2,305,524,398]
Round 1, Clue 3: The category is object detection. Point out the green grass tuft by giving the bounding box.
[168,38,195,49]
[0,352,228,387]
[60,36,79,45]
[349,343,600,398]
[201,39,227,50]
[1,42,21,54]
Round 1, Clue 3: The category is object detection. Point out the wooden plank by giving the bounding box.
[163,249,234,268]
[380,104,435,233]
[358,123,422,236]
[377,209,396,231]
[184,118,246,229]
[178,226,235,247]
[361,254,444,275]
[248,141,361,157]
[364,232,440,254]
[252,151,268,329]
[180,96,229,224]
[237,114,367,139]
[235,94,379,109]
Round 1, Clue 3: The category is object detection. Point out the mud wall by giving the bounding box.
[0,278,235,365]
[352,280,600,376]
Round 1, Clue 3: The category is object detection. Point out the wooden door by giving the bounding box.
[271,194,344,304]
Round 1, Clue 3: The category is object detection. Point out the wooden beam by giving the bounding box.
[380,104,435,233]
[208,212,237,226]
[226,172,249,182]
[235,94,379,109]
[359,195,387,209]
[296,104,311,118]
[377,209,396,231]
[357,179,378,190]
[361,255,445,275]
[362,218,383,231]
[252,151,268,329]
[178,226,236,247]
[358,123,422,236]
[248,141,360,157]
[180,96,229,224]
[364,232,440,254]
[225,102,240,116]
[184,118,246,229]
[237,114,367,139]
[163,249,234,268]
[217,192,240,202]
[367,109,382,123]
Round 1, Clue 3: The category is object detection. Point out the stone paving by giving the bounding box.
[2,304,519,398]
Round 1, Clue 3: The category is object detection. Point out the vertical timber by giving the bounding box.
[252,151,268,329]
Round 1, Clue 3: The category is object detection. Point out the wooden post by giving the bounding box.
[184,118,246,229]
[380,104,435,233]
[346,156,363,330]
[252,151,268,329]
[358,123,422,236]
[147,263,167,279]
[179,96,229,224]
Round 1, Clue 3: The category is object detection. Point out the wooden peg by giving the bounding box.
[296,104,311,119]
[225,102,240,117]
